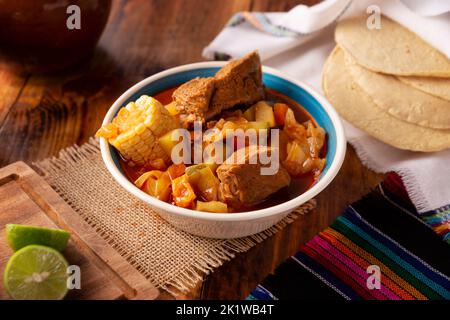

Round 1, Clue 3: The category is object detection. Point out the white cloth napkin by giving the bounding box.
[203,0,450,213]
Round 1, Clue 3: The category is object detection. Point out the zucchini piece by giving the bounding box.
[186,163,218,176]
[243,105,256,121]
[186,166,220,202]
[255,101,276,127]
[196,201,228,213]
[244,121,270,130]
[158,128,186,157]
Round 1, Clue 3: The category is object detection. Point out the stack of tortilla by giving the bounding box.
[323,17,450,152]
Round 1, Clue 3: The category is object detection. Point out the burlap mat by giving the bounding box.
[33,138,316,296]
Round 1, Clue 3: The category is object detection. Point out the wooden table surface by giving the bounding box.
[0,0,383,300]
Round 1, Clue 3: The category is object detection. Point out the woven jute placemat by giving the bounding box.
[33,138,316,296]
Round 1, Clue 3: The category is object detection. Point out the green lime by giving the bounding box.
[3,245,69,300]
[6,224,70,252]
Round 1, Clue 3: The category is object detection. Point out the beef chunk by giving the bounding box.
[211,51,265,113]
[172,77,215,126]
[217,147,290,208]
[172,51,265,127]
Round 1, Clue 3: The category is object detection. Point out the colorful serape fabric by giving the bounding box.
[249,173,450,300]
[382,173,450,244]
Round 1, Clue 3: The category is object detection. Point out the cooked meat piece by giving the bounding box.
[211,51,265,114]
[172,51,265,127]
[217,146,290,208]
[172,77,215,126]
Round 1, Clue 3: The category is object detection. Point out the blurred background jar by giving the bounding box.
[0,0,112,73]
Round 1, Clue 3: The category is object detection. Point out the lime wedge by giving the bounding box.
[3,245,69,300]
[6,224,70,252]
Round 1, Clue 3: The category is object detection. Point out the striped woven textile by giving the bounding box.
[226,12,298,37]
[248,173,450,300]
[382,173,450,244]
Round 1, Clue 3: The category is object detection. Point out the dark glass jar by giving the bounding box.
[0,0,112,73]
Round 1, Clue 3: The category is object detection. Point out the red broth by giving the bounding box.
[119,87,327,211]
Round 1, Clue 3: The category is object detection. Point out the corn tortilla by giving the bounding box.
[343,49,450,129]
[322,47,450,152]
[397,76,450,102]
[335,17,450,77]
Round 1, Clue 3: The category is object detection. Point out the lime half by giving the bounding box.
[4,245,69,300]
[6,224,70,252]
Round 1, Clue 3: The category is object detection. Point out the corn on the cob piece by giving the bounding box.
[96,95,179,166]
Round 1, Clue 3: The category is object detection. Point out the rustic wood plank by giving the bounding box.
[99,0,252,71]
[0,161,159,300]
[0,70,139,166]
[0,63,28,127]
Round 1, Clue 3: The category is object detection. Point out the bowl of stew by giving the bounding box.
[98,52,346,238]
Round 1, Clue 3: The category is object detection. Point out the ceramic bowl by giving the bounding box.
[99,61,346,238]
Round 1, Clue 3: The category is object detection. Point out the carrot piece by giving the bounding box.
[274,103,289,126]
[167,163,186,181]
[172,175,196,208]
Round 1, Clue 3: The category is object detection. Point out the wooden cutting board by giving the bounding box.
[0,161,159,300]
